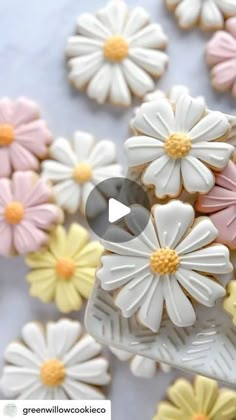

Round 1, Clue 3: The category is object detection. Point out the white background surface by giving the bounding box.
[0,1,235,419]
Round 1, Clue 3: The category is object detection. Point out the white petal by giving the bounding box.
[153,201,194,249]
[189,112,230,143]
[201,0,223,30]
[93,164,123,183]
[129,23,168,48]
[109,64,131,106]
[190,141,234,169]
[66,36,102,57]
[176,268,226,307]
[42,161,73,181]
[53,180,81,213]
[123,7,150,37]
[217,0,236,15]
[125,136,165,167]
[175,218,218,255]
[19,383,49,400]
[46,319,81,359]
[67,358,110,385]
[63,378,105,400]
[125,207,159,248]
[54,387,68,399]
[50,138,77,166]
[138,279,164,332]
[88,140,117,168]
[122,58,154,97]
[63,335,102,366]
[130,356,156,378]
[180,244,232,274]
[175,0,201,28]
[169,85,190,102]
[163,276,196,327]
[97,0,128,33]
[4,342,40,368]
[175,94,205,132]
[73,131,96,161]
[1,367,39,395]
[143,156,181,198]
[22,323,47,360]
[81,182,107,217]
[181,156,215,193]
[77,13,111,39]
[129,48,168,77]
[87,63,112,104]
[109,347,132,361]
[68,52,103,89]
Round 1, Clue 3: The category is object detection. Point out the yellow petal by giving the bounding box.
[195,375,218,414]
[72,267,96,299]
[168,379,197,415]
[49,225,67,258]
[29,276,55,303]
[25,251,56,268]
[209,389,236,420]
[66,223,89,257]
[27,268,55,283]
[76,241,103,267]
[55,281,83,313]
[153,402,185,420]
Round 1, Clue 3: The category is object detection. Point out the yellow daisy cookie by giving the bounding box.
[25,223,103,313]
[153,375,236,420]
[224,281,236,326]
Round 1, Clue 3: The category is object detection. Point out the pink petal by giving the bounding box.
[0,178,13,206]
[0,148,11,177]
[24,204,59,229]
[11,97,39,127]
[14,220,48,254]
[210,205,236,248]
[10,142,39,172]
[206,31,236,65]
[196,186,236,212]
[23,178,52,207]
[11,172,34,202]
[226,17,236,39]
[215,161,236,191]
[211,58,236,91]
[0,222,13,256]
[0,98,14,124]
[15,120,52,157]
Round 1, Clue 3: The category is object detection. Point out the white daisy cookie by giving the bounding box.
[97,201,233,332]
[66,0,168,106]
[0,319,111,400]
[166,0,236,31]
[42,131,123,217]
[125,94,234,198]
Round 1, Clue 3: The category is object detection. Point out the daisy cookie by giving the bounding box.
[42,130,123,217]
[153,375,236,420]
[0,97,52,177]
[0,319,111,399]
[125,94,234,198]
[66,0,168,106]
[196,161,236,249]
[25,224,103,313]
[97,201,232,332]
[224,280,236,325]
[166,0,236,31]
[0,171,63,256]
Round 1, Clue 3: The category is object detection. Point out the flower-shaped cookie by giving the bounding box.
[153,375,236,420]
[0,319,111,399]
[125,94,233,198]
[25,224,103,313]
[206,18,236,97]
[0,97,52,177]
[66,0,168,106]
[98,201,232,332]
[224,280,236,324]
[42,131,123,217]
[109,347,171,378]
[0,171,62,256]
[166,0,236,31]
[196,161,236,249]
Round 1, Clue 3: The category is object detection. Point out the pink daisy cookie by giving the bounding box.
[206,17,236,97]
[0,171,63,256]
[196,160,236,249]
[0,97,52,177]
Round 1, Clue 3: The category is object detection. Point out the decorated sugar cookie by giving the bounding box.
[97,201,232,332]
[166,0,236,31]
[0,319,111,399]
[206,18,236,97]
[0,171,62,256]
[224,280,236,325]
[0,97,52,177]
[125,94,233,198]
[42,131,123,217]
[25,224,103,313]
[66,0,168,106]
[196,161,236,249]
[153,375,236,420]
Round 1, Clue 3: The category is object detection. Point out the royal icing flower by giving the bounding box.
[66,0,168,106]
[125,94,233,198]
[206,18,236,97]
[166,0,236,31]
[196,161,236,249]
[97,201,232,332]
[0,97,52,177]
[153,375,236,420]
[0,171,62,256]
[42,131,123,217]
[224,280,236,325]
[25,224,103,313]
[109,347,171,378]
[0,319,111,400]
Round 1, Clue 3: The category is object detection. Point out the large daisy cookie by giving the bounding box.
[66,0,168,106]
[0,319,111,399]
[0,97,52,177]
[196,161,236,249]
[42,131,123,217]
[153,375,236,420]
[97,201,232,332]
[206,18,236,97]
[25,224,103,313]
[166,0,236,31]
[0,171,63,256]
[125,94,233,198]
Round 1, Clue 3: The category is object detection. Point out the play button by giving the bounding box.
[108,198,130,223]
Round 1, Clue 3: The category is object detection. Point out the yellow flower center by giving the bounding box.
[56,257,76,280]
[4,202,24,224]
[40,359,65,387]
[165,132,192,159]
[73,162,92,184]
[150,248,180,274]
[104,35,129,62]
[0,124,15,146]
[192,415,209,420]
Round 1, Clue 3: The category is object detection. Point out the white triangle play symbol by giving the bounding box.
[108,198,131,223]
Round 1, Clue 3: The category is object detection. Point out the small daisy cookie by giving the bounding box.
[66,0,168,106]
[0,97,52,177]
[42,131,123,217]
[25,224,103,313]
[97,201,232,332]
[224,280,236,325]
[0,319,111,400]
[206,18,236,97]
[109,347,171,378]
[166,0,236,31]
[0,171,63,256]
[153,375,236,420]
[125,94,233,199]
[196,161,236,249]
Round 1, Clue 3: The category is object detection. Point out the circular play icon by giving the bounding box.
[85,177,151,242]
